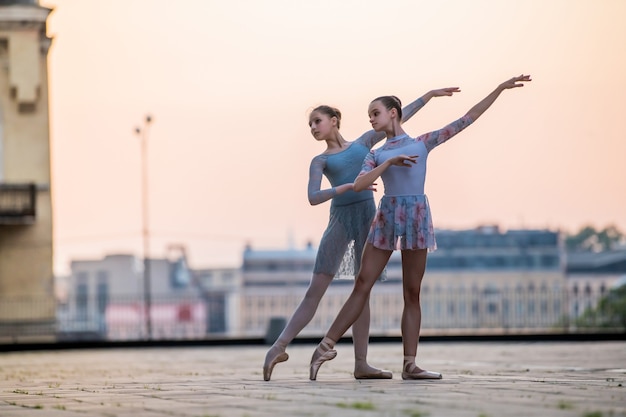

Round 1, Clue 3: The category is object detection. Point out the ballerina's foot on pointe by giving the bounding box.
[309,342,337,381]
[263,345,289,381]
[401,362,442,380]
[353,362,393,380]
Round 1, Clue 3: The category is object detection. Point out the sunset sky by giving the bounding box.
[38,0,626,275]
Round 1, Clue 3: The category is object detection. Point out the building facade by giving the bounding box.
[565,249,626,320]
[239,227,567,337]
[0,0,55,341]
[57,253,241,341]
[54,228,626,341]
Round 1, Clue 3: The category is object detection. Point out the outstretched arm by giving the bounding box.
[420,75,531,152]
[361,87,461,148]
[401,87,460,123]
[465,74,531,121]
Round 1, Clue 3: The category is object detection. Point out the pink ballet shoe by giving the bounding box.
[263,348,289,381]
[401,363,442,380]
[354,367,393,380]
[309,345,337,381]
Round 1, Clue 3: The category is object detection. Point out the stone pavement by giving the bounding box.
[0,341,625,417]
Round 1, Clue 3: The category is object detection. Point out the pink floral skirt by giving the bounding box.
[366,194,437,251]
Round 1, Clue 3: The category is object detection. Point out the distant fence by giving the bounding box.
[1,289,622,344]
[239,288,576,338]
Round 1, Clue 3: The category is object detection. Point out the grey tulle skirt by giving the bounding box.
[313,198,385,280]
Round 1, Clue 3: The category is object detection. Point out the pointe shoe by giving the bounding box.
[263,349,289,381]
[402,364,442,380]
[309,345,337,381]
[354,368,393,380]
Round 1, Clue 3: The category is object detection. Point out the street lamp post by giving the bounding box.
[135,114,153,340]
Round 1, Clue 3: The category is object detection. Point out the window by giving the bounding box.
[97,280,108,316]
[541,255,558,268]
[76,283,88,321]
[472,301,479,317]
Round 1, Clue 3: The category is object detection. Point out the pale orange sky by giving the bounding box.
[39,0,626,275]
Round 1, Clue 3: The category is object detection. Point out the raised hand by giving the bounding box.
[465,74,532,121]
[431,87,461,97]
[500,74,532,90]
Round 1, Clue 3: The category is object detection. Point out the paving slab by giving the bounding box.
[0,341,624,416]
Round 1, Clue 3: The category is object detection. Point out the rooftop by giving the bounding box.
[1,340,624,417]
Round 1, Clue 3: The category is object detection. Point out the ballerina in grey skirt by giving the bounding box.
[263,87,461,381]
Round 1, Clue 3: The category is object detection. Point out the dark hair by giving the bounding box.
[371,96,402,120]
[310,105,342,129]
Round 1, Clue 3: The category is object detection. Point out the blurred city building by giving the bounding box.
[565,249,626,319]
[47,227,626,342]
[241,226,569,337]
[0,0,55,341]
[57,250,241,341]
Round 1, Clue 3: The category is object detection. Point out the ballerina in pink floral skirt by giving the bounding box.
[309,74,532,381]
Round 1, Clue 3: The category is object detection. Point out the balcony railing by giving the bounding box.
[0,288,621,344]
[0,183,36,224]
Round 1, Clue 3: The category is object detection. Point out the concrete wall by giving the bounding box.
[0,3,55,340]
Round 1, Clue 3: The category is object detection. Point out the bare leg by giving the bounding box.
[352,288,392,379]
[310,244,392,380]
[400,249,441,380]
[263,273,333,381]
[351,227,391,378]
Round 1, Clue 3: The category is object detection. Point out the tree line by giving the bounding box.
[565,224,625,252]
[567,224,626,331]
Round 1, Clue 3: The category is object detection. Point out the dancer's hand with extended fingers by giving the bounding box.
[466,74,532,121]
[366,182,378,192]
[430,87,461,97]
[500,74,532,90]
[387,154,419,167]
